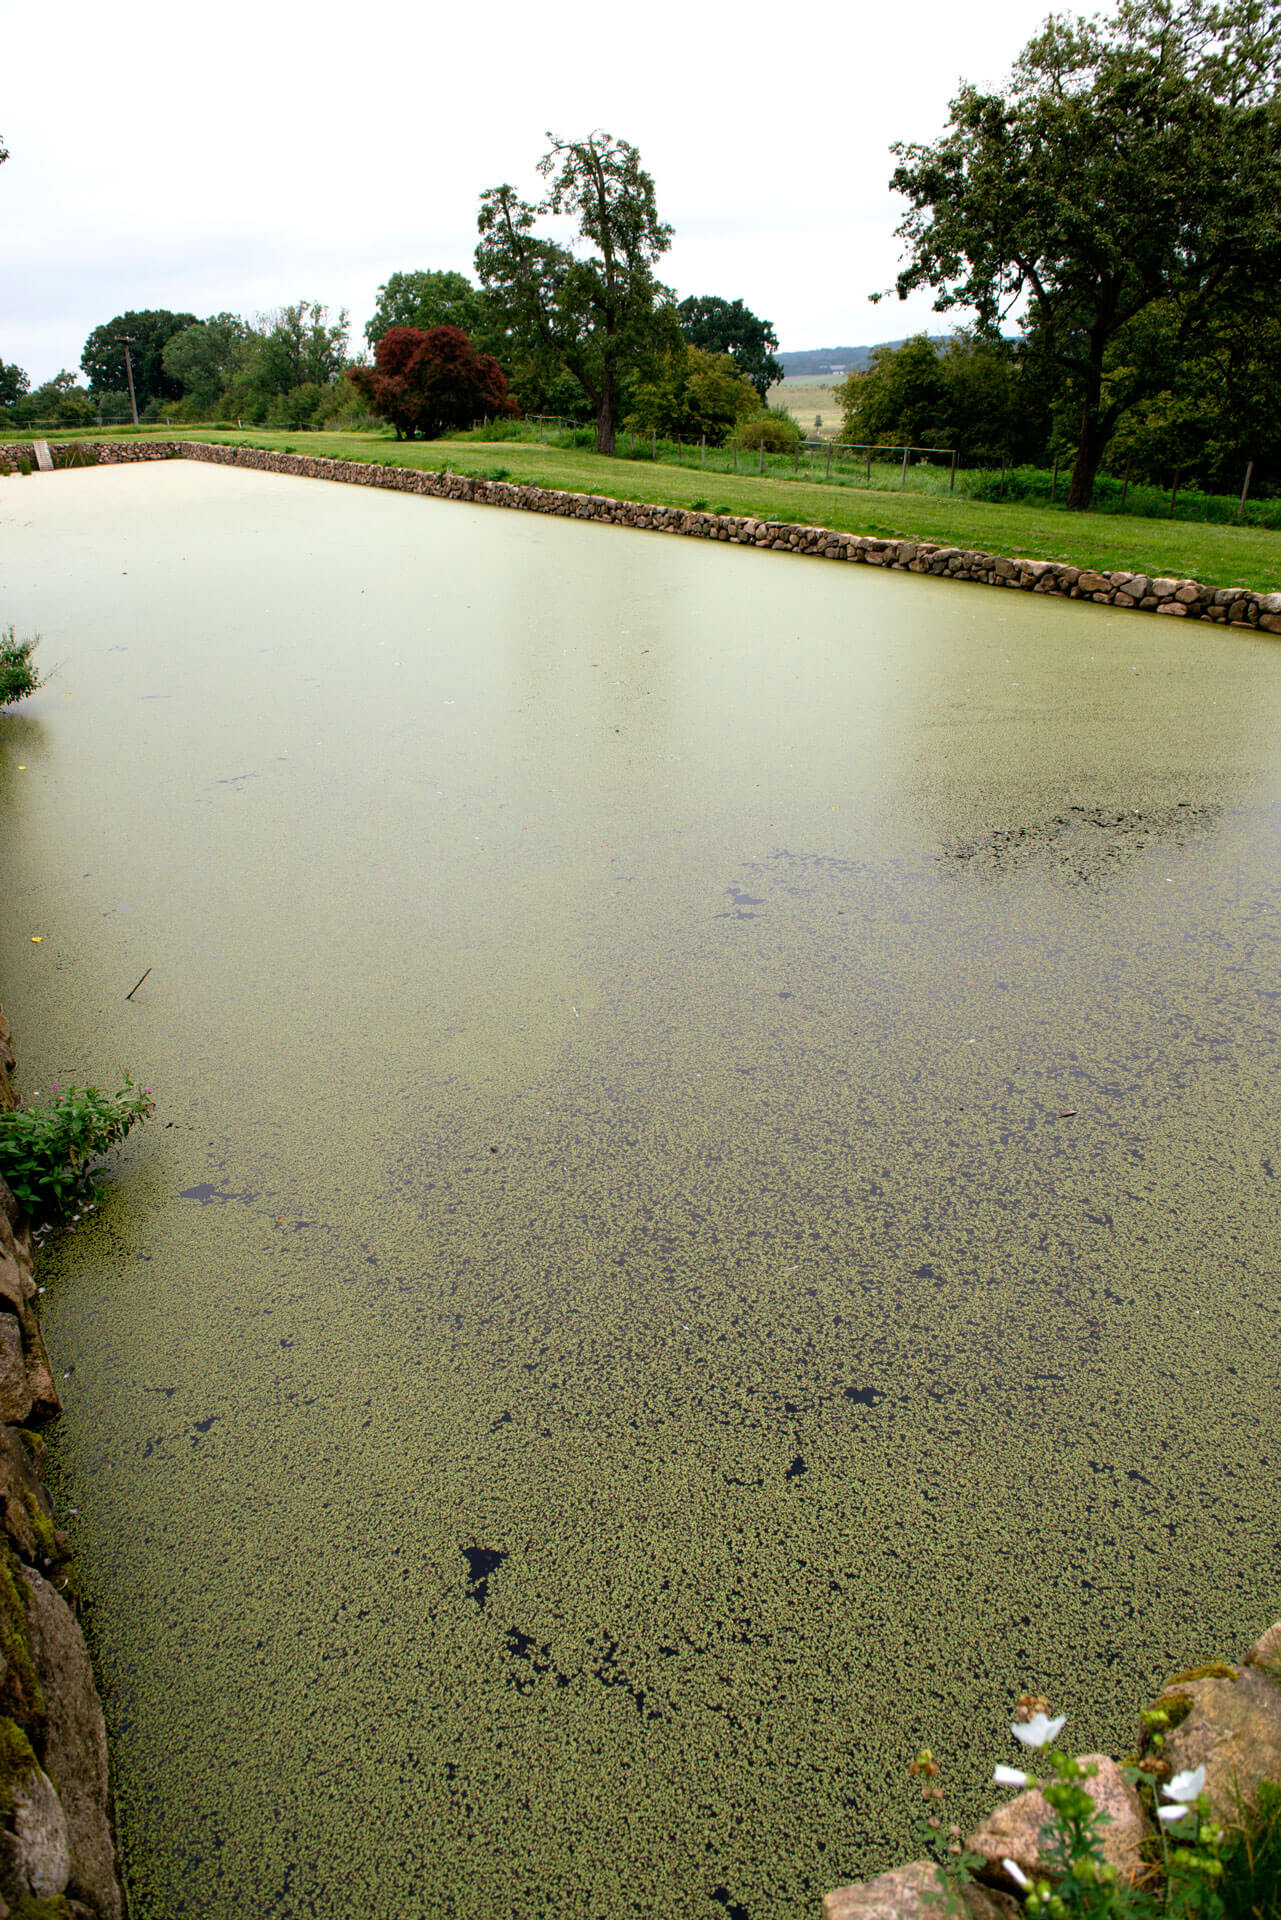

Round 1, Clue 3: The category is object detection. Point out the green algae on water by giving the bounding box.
[1,462,1279,1918]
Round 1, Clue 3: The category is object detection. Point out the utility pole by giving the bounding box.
[121,336,139,427]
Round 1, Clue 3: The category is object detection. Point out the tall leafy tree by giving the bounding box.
[249,302,349,396]
[836,331,1052,462]
[0,363,29,409]
[162,314,251,411]
[886,0,1281,508]
[476,131,676,454]
[347,326,516,440]
[365,271,483,347]
[80,310,198,406]
[677,296,783,402]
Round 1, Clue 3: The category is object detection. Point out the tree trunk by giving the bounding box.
[1066,389,1108,510]
[594,368,616,456]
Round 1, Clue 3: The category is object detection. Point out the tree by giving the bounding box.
[13,371,95,428]
[248,302,349,397]
[837,335,949,448]
[347,326,517,440]
[677,295,783,402]
[886,0,1281,508]
[836,331,1052,462]
[162,314,251,411]
[80,310,198,406]
[365,271,484,347]
[476,130,676,454]
[0,363,29,409]
[627,345,760,444]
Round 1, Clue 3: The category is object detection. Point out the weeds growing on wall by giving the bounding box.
[0,1078,155,1224]
[0,628,40,710]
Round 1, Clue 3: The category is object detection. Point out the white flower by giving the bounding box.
[1002,1859,1032,1890]
[1163,1765,1206,1803]
[1012,1712,1066,1748]
[994,1765,1030,1788]
[1158,1803,1193,1823]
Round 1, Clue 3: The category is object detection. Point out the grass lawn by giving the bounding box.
[12,423,1281,593]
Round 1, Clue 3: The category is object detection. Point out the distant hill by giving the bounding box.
[778,339,949,378]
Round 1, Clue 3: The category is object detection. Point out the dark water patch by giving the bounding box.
[710,1890,750,1920]
[843,1387,881,1408]
[462,1546,507,1610]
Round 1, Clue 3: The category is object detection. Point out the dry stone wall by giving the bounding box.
[3,438,1280,632]
[0,1015,123,1918]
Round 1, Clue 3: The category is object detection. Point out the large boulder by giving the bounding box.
[965,1756,1149,1892]
[823,1860,1020,1920]
[1157,1629,1281,1825]
[0,1714,70,1905]
[21,1568,121,1919]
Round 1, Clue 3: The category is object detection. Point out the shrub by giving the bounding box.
[52,443,99,470]
[95,391,134,425]
[0,1078,155,1224]
[734,407,803,452]
[0,628,40,709]
[348,326,517,441]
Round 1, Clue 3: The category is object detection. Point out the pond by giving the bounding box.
[1,461,1278,1919]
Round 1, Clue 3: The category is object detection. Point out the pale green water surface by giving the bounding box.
[0,461,1279,1918]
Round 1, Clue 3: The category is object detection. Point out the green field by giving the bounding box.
[771,376,844,439]
[8,423,1281,592]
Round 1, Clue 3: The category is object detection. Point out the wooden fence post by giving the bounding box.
[1121,456,1132,510]
[733,439,738,473]
[793,444,799,476]
[759,441,765,476]
[950,448,958,492]
[701,435,706,468]
[1169,466,1181,517]
[900,446,909,488]
[865,447,871,481]
[651,429,656,460]
[825,442,834,481]
[1050,456,1059,503]
[1236,459,1254,522]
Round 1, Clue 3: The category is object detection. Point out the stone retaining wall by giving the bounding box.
[0,1013,123,1917]
[4,438,1280,633]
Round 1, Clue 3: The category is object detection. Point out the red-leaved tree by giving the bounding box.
[347,325,518,440]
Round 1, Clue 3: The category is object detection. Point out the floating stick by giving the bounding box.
[125,967,152,1001]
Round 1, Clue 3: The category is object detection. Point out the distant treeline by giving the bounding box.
[776,342,940,378]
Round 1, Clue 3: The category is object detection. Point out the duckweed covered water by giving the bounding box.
[0,462,1278,1919]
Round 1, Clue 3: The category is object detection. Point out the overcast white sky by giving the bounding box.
[4,0,1098,387]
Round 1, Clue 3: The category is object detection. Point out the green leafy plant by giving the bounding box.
[0,1078,155,1224]
[909,1747,989,1915]
[0,628,40,709]
[990,1704,1233,1920]
[1218,1781,1280,1920]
